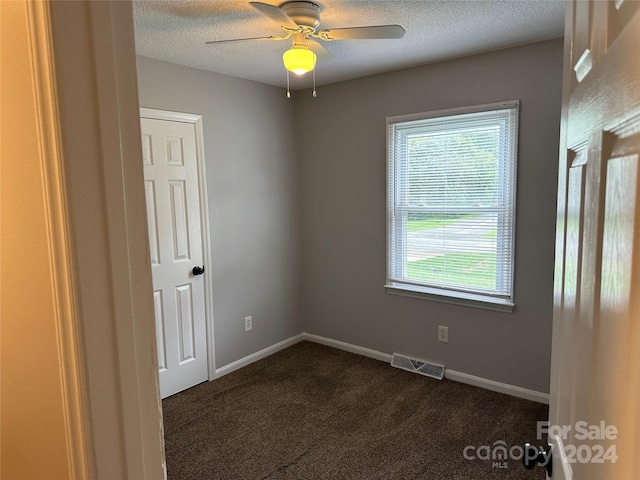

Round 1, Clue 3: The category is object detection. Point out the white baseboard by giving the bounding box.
[214,333,304,379]
[444,369,549,404]
[302,333,549,404]
[213,332,549,404]
[302,333,393,363]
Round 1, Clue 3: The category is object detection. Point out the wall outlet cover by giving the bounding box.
[438,325,448,343]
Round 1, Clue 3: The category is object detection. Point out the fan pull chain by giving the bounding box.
[286,70,291,98]
[312,68,317,97]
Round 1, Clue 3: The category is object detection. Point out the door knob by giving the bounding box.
[523,443,552,476]
[192,265,205,276]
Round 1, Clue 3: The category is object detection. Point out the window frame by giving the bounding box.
[385,101,519,312]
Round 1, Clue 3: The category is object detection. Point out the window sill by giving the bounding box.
[384,284,515,313]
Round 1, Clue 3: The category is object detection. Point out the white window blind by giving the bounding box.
[386,101,519,307]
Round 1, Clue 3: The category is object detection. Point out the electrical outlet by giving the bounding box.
[438,325,448,343]
[244,316,252,332]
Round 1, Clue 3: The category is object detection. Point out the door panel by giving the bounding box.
[169,180,190,260]
[176,283,196,363]
[144,180,161,266]
[142,117,208,399]
[550,1,640,479]
[153,290,167,372]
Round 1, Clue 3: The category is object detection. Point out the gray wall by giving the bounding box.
[137,39,562,393]
[136,57,302,368]
[296,39,563,393]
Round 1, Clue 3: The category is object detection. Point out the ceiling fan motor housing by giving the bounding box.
[280,1,321,30]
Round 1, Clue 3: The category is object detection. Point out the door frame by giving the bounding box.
[140,107,217,381]
[22,1,166,477]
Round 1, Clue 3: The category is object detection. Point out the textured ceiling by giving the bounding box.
[133,0,565,90]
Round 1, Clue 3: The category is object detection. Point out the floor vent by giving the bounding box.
[391,353,445,380]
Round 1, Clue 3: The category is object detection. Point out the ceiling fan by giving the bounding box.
[206,1,405,95]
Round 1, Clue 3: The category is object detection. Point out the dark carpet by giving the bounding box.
[162,341,548,479]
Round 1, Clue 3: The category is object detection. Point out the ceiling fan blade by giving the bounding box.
[309,40,333,60]
[250,2,298,29]
[205,35,286,45]
[319,25,405,41]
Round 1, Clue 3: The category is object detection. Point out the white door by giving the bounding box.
[548,1,640,479]
[141,114,209,399]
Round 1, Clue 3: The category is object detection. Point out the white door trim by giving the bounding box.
[140,108,216,380]
[20,1,91,477]
[37,1,166,477]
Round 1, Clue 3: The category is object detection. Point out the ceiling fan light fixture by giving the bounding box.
[283,45,316,75]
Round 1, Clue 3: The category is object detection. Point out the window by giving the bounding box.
[386,101,519,311]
